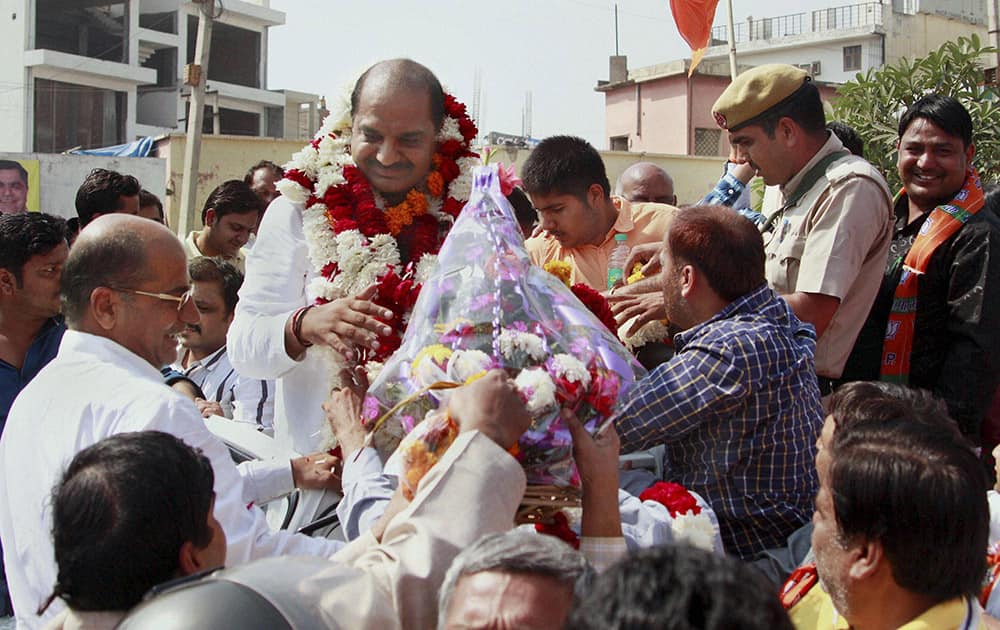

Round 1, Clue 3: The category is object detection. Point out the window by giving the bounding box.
[694,128,722,156]
[843,45,862,72]
[610,135,629,151]
[34,79,126,152]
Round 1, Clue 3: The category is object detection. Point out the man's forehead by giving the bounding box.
[0,169,25,183]
[900,117,966,145]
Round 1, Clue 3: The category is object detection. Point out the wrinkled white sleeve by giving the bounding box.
[236,458,295,506]
[228,196,310,381]
[154,396,344,561]
[579,537,628,573]
[231,375,275,436]
[336,447,396,541]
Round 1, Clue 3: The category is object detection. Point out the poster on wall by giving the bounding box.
[0,158,40,214]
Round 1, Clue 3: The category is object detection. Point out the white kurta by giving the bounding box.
[0,331,342,629]
[227,195,331,455]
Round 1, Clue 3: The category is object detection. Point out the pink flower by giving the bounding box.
[497,162,523,197]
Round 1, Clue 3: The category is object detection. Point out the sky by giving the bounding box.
[266,0,844,146]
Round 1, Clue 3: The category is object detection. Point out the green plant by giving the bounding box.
[832,34,1000,191]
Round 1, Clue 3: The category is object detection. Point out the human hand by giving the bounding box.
[296,285,395,361]
[622,241,663,280]
[730,160,756,184]
[607,288,667,337]
[195,399,224,419]
[563,409,622,538]
[322,367,370,456]
[370,487,411,542]
[291,451,342,492]
[448,370,531,451]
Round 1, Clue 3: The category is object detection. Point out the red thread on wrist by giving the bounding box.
[292,305,315,348]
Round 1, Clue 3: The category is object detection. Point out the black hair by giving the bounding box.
[0,159,28,184]
[752,81,827,138]
[0,212,66,283]
[188,256,243,316]
[74,169,141,228]
[351,59,445,130]
[826,121,865,157]
[521,135,612,200]
[506,187,536,235]
[45,431,215,612]
[568,544,794,630]
[898,94,973,147]
[60,227,150,327]
[138,189,163,218]
[830,413,987,601]
[199,180,263,225]
[243,160,284,185]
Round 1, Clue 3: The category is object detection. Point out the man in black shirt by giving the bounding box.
[840,95,1000,444]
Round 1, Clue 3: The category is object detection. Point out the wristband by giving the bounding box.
[292,305,315,348]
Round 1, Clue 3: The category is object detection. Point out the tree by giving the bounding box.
[832,34,1000,191]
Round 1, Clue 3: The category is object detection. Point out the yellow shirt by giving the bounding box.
[183,230,247,274]
[792,586,985,630]
[525,198,677,291]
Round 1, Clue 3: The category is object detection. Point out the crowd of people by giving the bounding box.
[0,57,998,629]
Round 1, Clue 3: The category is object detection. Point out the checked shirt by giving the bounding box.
[615,283,824,558]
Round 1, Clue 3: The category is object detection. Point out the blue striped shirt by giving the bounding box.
[615,283,823,558]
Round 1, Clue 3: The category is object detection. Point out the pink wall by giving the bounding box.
[603,74,840,156]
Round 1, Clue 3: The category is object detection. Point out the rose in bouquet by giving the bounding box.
[364,164,647,489]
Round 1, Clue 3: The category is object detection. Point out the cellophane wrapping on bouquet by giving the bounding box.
[364,164,647,491]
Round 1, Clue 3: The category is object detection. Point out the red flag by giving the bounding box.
[670,0,722,75]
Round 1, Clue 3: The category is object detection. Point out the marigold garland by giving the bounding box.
[276,85,479,369]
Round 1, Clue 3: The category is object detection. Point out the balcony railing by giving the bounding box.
[710,2,884,45]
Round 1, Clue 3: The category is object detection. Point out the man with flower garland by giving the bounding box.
[838,95,1000,445]
[228,58,479,457]
[614,204,823,560]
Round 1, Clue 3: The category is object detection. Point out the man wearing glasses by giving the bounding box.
[0,215,389,628]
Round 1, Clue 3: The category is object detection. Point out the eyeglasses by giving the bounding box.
[113,288,193,312]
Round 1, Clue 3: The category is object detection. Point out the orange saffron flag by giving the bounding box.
[670,0,722,75]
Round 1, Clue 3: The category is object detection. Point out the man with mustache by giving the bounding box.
[839,95,1000,444]
[172,257,274,434]
[711,64,893,396]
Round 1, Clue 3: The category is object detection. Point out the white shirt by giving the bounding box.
[174,346,275,435]
[0,331,343,629]
[228,196,330,455]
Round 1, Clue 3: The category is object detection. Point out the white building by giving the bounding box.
[0,0,322,153]
[702,0,987,84]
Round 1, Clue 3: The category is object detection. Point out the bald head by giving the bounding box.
[351,58,445,130]
[61,215,183,327]
[616,162,676,206]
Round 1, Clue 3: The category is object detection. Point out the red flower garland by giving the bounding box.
[534,511,581,549]
[289,95,478,367]
[571,283,619,335]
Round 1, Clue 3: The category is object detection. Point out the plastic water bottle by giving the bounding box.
[607,233,629,289]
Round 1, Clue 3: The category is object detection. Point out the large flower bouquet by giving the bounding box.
[364,165,647,492]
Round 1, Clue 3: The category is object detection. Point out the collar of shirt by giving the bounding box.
[673,283,808,352]
[58,329,164,383]
[779,132,845,203]
[177,345,227,376]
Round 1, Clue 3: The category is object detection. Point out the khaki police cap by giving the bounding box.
[712,64,810,132]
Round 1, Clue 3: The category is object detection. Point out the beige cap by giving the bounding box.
[712,64,810,131]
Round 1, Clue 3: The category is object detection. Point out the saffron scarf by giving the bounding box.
[880,166,984,383]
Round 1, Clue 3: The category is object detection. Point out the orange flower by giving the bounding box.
[427,171,444,197]
[385,188,429,235]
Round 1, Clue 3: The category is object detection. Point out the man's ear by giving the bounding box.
[847,537,883,582]
[967,142,976,164]
[679,264,696,298]
[205,208,217,228]
[90,287,120,331]
[177,541,203,576]
[587,183,605,208]
[778,117,797,146]
[0,268,16,295]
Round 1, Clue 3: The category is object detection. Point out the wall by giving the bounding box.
[883,12,987,62]
[154,133,306,231]
[720,34,884,83]
[0,152,166,220]
[0,0,30,152]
